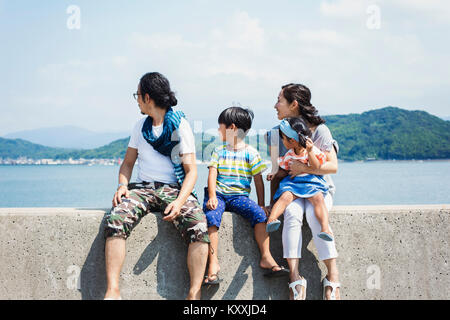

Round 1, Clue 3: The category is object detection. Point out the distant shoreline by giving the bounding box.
[0,158,449,166]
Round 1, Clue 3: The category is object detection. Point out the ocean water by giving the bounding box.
[0,160,449,208]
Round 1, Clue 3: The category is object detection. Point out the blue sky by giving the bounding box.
[1,0,449,135]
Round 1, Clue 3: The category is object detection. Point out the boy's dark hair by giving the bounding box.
[279,117,312,148]
[139,72,177,110]
[218,106,254,132]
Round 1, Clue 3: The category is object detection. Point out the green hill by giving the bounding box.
[0,137,73,159]
[323,106,450,160]
[1,107,449,161]
[54,137,130,160]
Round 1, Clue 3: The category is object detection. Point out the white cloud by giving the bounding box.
[386,0,450,24]
[320,0,367,18]
[4,6,449,134]
[298,29,353,46]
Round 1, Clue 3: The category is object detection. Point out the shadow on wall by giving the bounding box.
[79,215,108,300]
[77,211,323,300]
[132,215,190,299]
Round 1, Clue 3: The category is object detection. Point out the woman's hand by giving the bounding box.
[112,185,130,207]
[163,199,184,222]
[207,196,219,210]
[288,160,310,177]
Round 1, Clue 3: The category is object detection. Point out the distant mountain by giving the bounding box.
[3,126,129,149]
[1,107,449,161]
[442,116,450,121]
[0,137,73,159]
[323,106,450,160]
[55,137,130,160]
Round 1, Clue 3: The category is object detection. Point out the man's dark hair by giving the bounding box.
[218,106,254,132]
[139,72,177,110]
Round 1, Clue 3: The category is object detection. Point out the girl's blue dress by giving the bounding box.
[274,174,329,200]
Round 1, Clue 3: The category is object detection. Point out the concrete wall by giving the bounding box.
[0,205,449,300]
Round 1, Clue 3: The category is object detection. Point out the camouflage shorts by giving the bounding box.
[104,181,210,245]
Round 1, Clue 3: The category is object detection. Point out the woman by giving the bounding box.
[103,72,210,300]
[266,83,341,300]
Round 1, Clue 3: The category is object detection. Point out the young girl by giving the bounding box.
[266,117,334,241]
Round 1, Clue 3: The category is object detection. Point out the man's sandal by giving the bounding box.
[322,277,341,300]
[288,278,307,300]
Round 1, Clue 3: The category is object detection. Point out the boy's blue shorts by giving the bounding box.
[203,187,267,229]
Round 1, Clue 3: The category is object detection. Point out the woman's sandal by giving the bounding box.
[288,278,307,300]
[322,277,341,300]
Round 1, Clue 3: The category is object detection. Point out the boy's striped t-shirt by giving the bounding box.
[208,144,268,196]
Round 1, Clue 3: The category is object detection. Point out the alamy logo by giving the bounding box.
[66,5,81,30]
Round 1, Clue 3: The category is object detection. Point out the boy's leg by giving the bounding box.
[269,191,297,222]
[307,192,331,234]
[104,187,156,299]
[202,190,226,283]
[226,196,285,272]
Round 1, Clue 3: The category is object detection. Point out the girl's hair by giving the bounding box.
[279,117,312,148]
[281,83,325,126]
[218,106,254,132]
[139,72,178,110]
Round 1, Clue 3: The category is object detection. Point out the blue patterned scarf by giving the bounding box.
[141,107,197,198]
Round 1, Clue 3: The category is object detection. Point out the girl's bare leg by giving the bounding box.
[307,193,332,235]
[268,191,297,222]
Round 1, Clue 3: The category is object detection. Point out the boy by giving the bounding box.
[202,106,289,285]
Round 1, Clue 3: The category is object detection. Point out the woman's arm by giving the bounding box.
[163,153,198,221]
[113,147,138,207]
[289,147,338,176]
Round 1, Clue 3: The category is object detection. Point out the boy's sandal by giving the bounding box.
[266,219,281,233]
[202,273,223,286]
[263,265,290,278]
[318,232,334,242]
[289,278,307,300]
[322,277,341,300]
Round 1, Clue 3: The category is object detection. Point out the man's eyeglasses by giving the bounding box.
[133,92,141,100]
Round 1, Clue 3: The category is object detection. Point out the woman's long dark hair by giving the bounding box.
[139,72,178,110]
[281,83,325,126]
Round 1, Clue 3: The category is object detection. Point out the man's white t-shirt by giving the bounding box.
[128,117,196,184]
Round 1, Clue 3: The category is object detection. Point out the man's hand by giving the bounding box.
[206,196,219,210]
[163,199,183,222]
[112,185,130,207]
